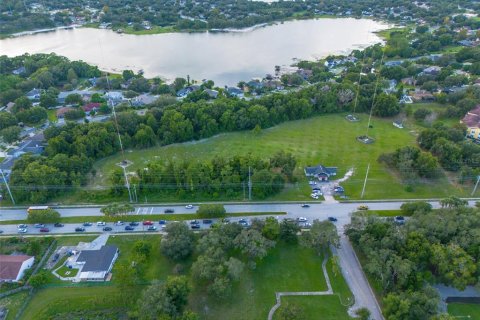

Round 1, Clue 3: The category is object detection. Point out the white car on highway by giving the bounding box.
[185,205,194,209]
[97,222,106,226]
[18,228,28,233]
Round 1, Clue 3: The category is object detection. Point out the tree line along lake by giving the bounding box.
[0,18,389,86]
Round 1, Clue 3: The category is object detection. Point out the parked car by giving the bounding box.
[18,224,28,229]
[54,223,64,227]
[143,221,153,226]
[103,227,113,231]
[202,219,213,224]
[394,216,405,225]
[125,226,134,231]
[83,222,92,227]
[357,205,369,210]
[18,228,28,233]
[129,221,139,226]
[328,217,338,222]
[185,205,194,209]
[40,227,50,232]
[297,217,308,222]
[147,226,157,231]
[164,209,174,213]
[52,253,60,262]
[34,223,45,228]
[75,227,86,232]
[97,222,106,226]
[115,221,124,226]
[301,204,310,208]
[310,194,319,199]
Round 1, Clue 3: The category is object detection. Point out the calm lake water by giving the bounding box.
[0,18,388,86]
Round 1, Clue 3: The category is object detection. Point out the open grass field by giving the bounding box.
[16,234,352,320]
[0,291,30,320]
[55,266,79,277]
[87,113,469,202]
[448,303,480,320]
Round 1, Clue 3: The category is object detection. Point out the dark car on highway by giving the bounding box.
[159,220,167,225]
[191,224,201,229]
[125,226,135,231]
[164,209,174,213]
[202,219,213,224]
[54,223,64,227]
[75,227,85,232]
[328,217,338,222]
[40,227,50,232]
[82,222,92,227]
[147,226,157,231]
[143,221,153,226]
[129,222,139,226]
[301,204,310,208]
[103,227,113,231]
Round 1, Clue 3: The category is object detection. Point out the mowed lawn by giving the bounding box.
[448,303,480,320]
[18,235,351,320]
[91,113,467,200]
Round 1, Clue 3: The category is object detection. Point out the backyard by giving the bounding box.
[448,303,480,320]
[14,235,353,320]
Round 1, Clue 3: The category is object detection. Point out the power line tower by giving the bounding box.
[361,163,370,199]
[0,169,15,205]
[248,166,252,201]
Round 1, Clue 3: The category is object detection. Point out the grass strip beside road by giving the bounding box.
[365,209,404,217]
[0,212,286,225]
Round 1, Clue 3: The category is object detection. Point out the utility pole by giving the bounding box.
[122,165,133,203]
[243,181,246,200]
[472,175,480,196]
[248,166,252,201]
[361,163,370,199]
[0,169,15,205]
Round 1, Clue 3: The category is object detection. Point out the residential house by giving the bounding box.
[56,107,75,118]
[82,102,101,113]
[421,66,442,76]
[385,60,404,67]
[26,88,42,100]
[461,105,480,140]
[411,90,435,102]
[76,245,119,281]
[204,89,219,99]
[226,87,244,98]
[0,255,34,282]
[296,69,313,80]
[58,90,98,104]
[384,79,397,93]
[400,95,413,104]
[458,40,477,47]
[12,66,26,75]
[131,94,158,107]
[401,77,416,86]
[304,165,338,182]
[176,85,200,98]
[104,91,125,104]
[5,102,15,113]
[246,80,264,91]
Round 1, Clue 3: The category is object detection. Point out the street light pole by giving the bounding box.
[0,169,15,205]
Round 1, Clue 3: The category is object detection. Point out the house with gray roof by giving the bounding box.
[76,245,119,281]
[304,165,338,182]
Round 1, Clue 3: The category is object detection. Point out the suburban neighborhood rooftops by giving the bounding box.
[0,255,33,280]
[77,245,118,272]
[461,106,480,128]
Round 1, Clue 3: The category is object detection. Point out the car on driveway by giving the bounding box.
[147,226,157,231]
[297,217,308,222]
[54,223,64,227]
[328,217,338,222]
[18,228,28,233]
[185,205,194,209]
[125,226,134,231]
[310,193,319,200]
[164,209,174,213]
[75,227,86,232]
[143,221,153,226]
[103,227,113,231]
[301,204,310,208]
[40,227,50,232]
[83,222,92,227]
[357,205,369,210]
[129,222,139,226]
[34,223,45,228]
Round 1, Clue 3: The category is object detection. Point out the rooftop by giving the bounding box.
[77,245,118,272]
[0,255,33,280]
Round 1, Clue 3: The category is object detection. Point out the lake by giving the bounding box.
[0,18,388,86]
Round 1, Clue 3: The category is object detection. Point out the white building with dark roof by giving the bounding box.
[76,245,118,281]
